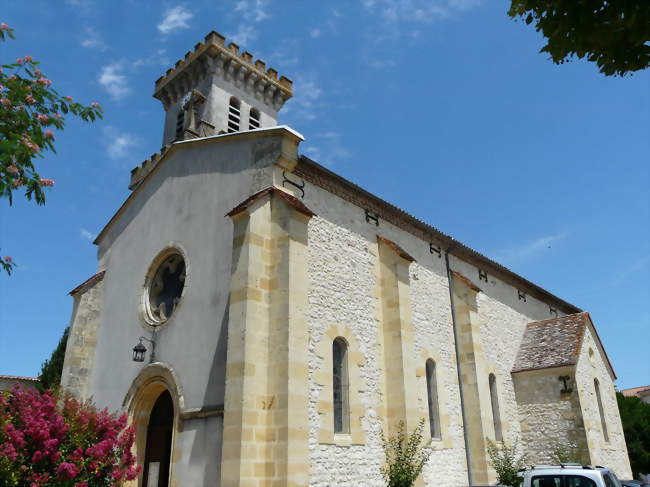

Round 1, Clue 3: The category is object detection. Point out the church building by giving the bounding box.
[61,31,632,486]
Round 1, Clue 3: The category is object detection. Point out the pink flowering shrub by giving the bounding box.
[0,23,103,275]
[0,386,141,487]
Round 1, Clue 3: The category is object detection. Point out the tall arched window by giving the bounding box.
[594,379,609,441]
[227,97,241,133]
[332,337,349,434]
[489,373,502,442]
[249,108,260,130]
[426,359,441,439]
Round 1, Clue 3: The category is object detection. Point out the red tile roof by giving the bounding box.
[512,312,616,378]
[69,270,105,296]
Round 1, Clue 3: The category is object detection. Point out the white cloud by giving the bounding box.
[133,49,169,69]
[104,127,138,160]
[228,0,270,46]
[271,39,300,67]
[234,0,269,22]
[98,62,131,99]
[282,77,322,122]
[229,24,258,46]
[80,228,96,241]
[158,6,193,34]
[309,27,321,38]
[496,232,568,266]
[362,0,483,23]
[302,132,351,167]
[81,27,106,50]
[611,254,650,286]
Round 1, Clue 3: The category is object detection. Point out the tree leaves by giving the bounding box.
[0,24,103,274]
[508,0,650,76]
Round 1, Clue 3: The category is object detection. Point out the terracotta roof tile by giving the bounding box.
[620,385,650,397]
[512,312,589,373]
[69,270,105,296]
[226,187,315,218]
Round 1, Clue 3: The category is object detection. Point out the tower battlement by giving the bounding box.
[153,30,294,146]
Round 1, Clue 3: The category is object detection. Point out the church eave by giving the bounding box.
[294,155,583,317]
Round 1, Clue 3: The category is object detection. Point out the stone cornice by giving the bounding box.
[153,30,293,111]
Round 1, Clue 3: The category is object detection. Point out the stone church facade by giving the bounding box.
[61,31,632,486]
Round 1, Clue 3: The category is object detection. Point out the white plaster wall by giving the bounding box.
[86,132,288,487]
[162,74,279,145]
[575,326,632,478]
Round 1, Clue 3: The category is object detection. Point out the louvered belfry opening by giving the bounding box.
[228,97,241,133]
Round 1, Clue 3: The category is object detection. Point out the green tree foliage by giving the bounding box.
[617,392,650,478]
[38,327,70,392]
[508,1,650,76]
[549,440,579,464]
[381,419,432,487]
[486,438,528,487]
[0,23,103,274]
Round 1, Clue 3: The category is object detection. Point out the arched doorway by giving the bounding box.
[142,390,174,487]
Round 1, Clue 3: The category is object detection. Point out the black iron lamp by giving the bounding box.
[132,339,147,362]
[132,336,155,363]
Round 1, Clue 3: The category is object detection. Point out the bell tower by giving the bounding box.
[153,30,293,146]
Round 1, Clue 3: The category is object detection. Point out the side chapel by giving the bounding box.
[61,31,632,486]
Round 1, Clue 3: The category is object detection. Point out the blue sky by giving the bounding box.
[0,0,648,389]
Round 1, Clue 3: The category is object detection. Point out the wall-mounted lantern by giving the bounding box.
[132,336,155,363]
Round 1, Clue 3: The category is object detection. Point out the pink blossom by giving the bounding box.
[2,256,12,263]
[37,113,49,124]
[39,178,55,187]
[64,96,72,102]
[34,69,42,77]
[56,462,79,479]
[12,179,23,187]
[23,56,33,63]
[6,164,19,174]
[0,23,10,30]
[0,97,11,107]
[16,58,23,65]
[44,130,54,138]
[91,102,100,108]
[53,113,62,119]
[25,95,36,104]
[36,78,52,87]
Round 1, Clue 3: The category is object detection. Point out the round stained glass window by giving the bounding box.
[145,253,186,324]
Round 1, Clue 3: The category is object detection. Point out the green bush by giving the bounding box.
[486,439,528,487]
[617,392,650,479]
[381,419,432,487]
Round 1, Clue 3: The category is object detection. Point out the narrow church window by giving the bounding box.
[594,379,609,441]
[146,253,186,323]
[489,373,502,442]
[332,337,350,434]
[249,108,260,130]
[227,97,241,133]
[426,359,441,439]
[175,108,185,139]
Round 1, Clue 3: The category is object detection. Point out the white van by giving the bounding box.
[520,465,623,487]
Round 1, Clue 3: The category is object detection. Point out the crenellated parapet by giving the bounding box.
[153,30,293,112]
